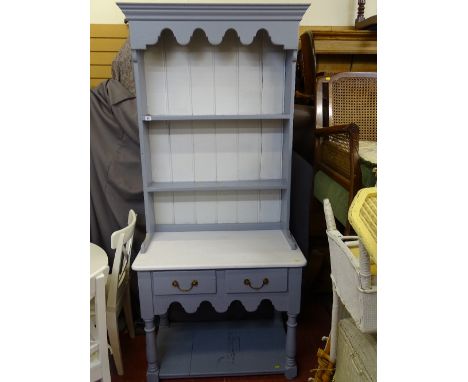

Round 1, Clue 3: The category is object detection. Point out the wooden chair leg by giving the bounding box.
[107,313,124,375]
[123,288,135,339]
[101,357,111,382]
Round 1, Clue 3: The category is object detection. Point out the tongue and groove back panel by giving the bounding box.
[144,30,286,226]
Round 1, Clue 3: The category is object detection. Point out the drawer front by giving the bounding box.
[152,271,216,295]
[225,268,288,293]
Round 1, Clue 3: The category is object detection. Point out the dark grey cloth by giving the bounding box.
[90,79,145,270]
[111,40,136,97]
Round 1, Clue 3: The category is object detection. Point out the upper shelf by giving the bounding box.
[143,114,291,122]
[147,179,288,192]
[117,2,310,50]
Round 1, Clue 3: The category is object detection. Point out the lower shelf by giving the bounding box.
[157,318,287,378]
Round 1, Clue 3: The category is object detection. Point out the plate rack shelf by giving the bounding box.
[118,2,310,251]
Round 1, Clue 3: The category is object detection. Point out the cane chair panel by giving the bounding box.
[329,74,377,142]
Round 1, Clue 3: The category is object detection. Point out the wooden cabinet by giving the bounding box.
[300,26,377,73]
[118,2,309,380]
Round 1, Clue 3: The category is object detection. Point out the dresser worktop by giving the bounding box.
[132,230,306,271]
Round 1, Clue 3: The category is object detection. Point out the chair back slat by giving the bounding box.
[111,210,137,249]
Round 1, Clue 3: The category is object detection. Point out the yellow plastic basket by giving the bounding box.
[348,187,377,264]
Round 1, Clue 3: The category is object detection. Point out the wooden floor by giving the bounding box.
[110,290,332,382]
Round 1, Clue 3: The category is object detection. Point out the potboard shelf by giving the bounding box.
[143,114,291,122]
[147,179,288,192]
[156,319,287,378]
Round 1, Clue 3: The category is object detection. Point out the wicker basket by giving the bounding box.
[333,319,376,382]
[324,190,377,336]
[327,230,377,333]
[348,187,377,264]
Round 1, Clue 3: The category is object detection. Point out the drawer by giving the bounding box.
[225,268,288,293]
[152,271,216,295]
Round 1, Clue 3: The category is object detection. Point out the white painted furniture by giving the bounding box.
[323,197,377,365]
[117,2,310,380]
[90,244,110,381]
[90,271,111,382]
[107,209,137,375]
[90,243,108,279]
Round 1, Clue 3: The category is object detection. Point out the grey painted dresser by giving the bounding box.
[117,2,310,380]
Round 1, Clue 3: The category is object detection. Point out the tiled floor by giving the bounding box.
[110,291,332,382]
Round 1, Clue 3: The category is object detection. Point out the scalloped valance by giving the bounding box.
[117,2,310,50]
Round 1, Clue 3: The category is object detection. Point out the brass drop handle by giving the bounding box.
[172,280,198,292]
[244,278,269,290]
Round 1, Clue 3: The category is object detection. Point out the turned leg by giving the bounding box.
[284,313,298,379]
[144,317,159,382]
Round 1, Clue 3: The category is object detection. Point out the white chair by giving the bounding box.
[107,209,137,375]
[91,271,111,382]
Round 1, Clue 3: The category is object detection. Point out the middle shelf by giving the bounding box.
[143,114,291,122]
[146,179,288,192]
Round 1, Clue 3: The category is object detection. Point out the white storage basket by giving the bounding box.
[323,192,377,363]
[327,230,377,333]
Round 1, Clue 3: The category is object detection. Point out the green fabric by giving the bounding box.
[360,160,377,188]
[314,171,350,226]
[313,161,377,227]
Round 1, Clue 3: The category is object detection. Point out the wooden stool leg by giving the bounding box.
[107,313,124,375]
